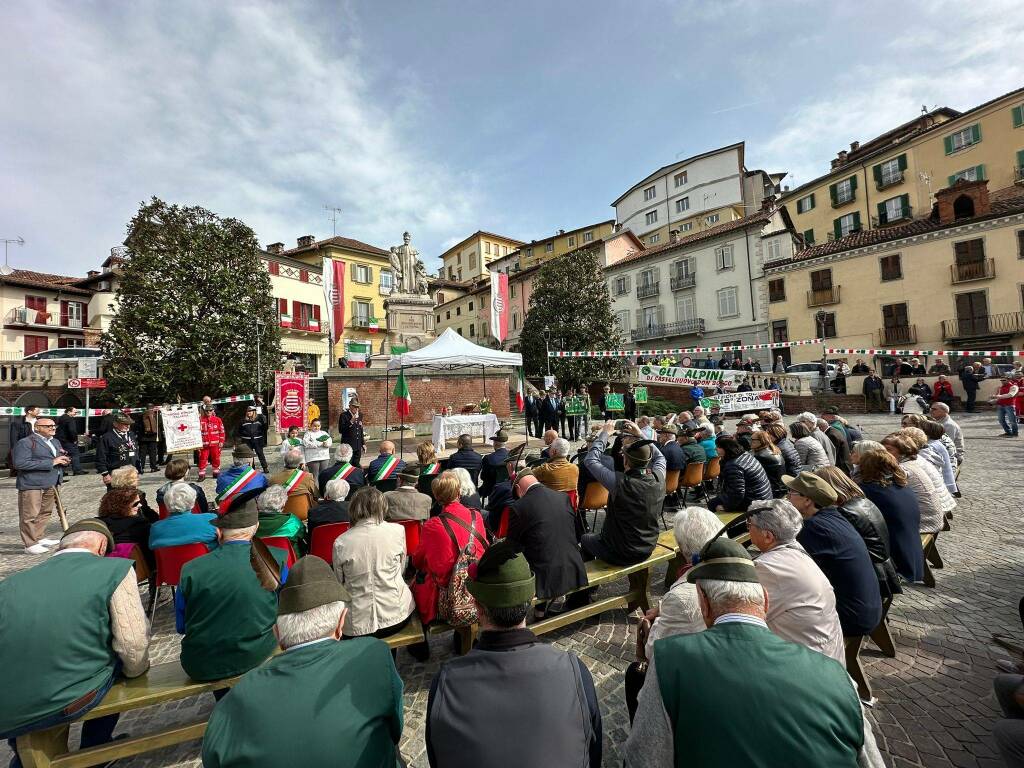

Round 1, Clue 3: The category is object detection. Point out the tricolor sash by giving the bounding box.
[373,455,400,482]
[421,462,440,476]
[331,462,356,482]
[216,467,260,513]
[282,468,306,494]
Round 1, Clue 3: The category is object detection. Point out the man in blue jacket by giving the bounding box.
[13,416,70,554]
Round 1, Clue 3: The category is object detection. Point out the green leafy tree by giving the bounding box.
[102,198,281,403]
[518,246,629,387]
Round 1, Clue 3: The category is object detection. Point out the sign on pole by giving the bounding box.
[604,393,625,412]
[77,358,98,379]
[68,378,107,389]
[161,405,203,452]
[634,386,648,404]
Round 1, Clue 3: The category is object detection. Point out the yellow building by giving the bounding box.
[433,278,492,346]
[438,231,523,283]
[780,86,1024,248]
[259,248,330,374]
[273,235,394,363]
[764,180,1024,366]
[488,219,617,273]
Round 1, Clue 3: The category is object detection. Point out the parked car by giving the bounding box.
[786,362,837,391]
[22,347,102,361]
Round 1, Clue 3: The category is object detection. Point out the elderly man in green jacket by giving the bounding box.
[624,536,886,768]
[202,556,404,767]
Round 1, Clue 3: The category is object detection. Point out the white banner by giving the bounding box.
[699,389,781,414]
[161,404,203,452]
[635,364,745,389]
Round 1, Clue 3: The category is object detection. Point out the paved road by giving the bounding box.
[0,412,1020,767]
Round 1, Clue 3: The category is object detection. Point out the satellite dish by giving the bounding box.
[0,264,13,276]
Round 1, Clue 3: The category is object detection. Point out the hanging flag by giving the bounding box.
[516,368,525,412]
[368,317,379,333]
[322,257,346,357]
[490,269,509,344]
[394,369,412,419]
[346,341,370,368]
[279,313,293,328]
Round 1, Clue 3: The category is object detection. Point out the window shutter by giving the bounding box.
[809,192,815,209]
[900,194,910,216]
[656,305,665,325]
[970,123,981,143]
[81,302,88,326]
[313,304,321,321]
[268,261,279,275]
[351,300,358,320]
[624,275,632,292]
[829,182,838,205]
[849,175,858,192]
[852,212,862,231]
[652,266,661,284]
[803,228,814,245]
[944,135,954,155]
[277,298,287,315]
[59,300,68,325]
[292,301,300,326]
[872,164,882,185]
[1017,149,1024,170]
[635,308,643,328]
[975,164,986,180]
[833,218,842,239]
[1014,106,1024,128]
[877,202,887,225]
[947,174,957,187]
[299,269,308,282]
[349,262,357,280]
[897,153,908,171]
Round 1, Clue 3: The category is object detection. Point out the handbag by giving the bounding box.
[437,511,489,627]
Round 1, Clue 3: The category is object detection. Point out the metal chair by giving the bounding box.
[580,481,609,532]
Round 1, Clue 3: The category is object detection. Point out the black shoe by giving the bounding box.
[406,641,430,662]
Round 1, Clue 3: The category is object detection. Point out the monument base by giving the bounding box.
[384,292,437,351]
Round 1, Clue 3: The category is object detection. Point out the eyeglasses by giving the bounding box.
[36,423,56,429]
[131,500,143,508]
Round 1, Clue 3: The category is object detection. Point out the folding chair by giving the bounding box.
[310,522,351,564]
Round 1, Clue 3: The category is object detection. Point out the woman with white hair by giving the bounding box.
[451,467,482,511]
[149,482,218,550]
[308,478,351,536]
[255,485,306,551]
[747,499,845,664]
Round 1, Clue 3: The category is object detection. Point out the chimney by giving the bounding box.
[760,196,775,212]
[669,230,679,243]
[87,270,99,278]
[935,178,990,225]
[267,242,285,254]
[297,235,315,248]
[558,229,565,235]
[850,141,860,152]
[837,150,848,164]
[614,223,622,232]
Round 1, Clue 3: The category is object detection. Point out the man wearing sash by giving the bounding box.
[268,449,319,520]
[318,444,365,497]
[367,441,406,485]
[216,445,269,514]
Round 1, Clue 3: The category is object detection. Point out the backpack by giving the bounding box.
[437,511,489,627]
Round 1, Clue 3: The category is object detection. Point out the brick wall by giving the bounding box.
[325,369,511,433]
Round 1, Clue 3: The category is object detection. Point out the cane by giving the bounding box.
[54,485,69,532]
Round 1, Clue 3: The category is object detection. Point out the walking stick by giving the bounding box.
[54,485,69,532]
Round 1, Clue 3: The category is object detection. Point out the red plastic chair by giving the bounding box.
[150,542,209,619]
[496,506,512,538]
[260,536,299,569]
[309,523,350,564]
[157,500,169,519]
[566,489,579,512]
[398,519,422,554]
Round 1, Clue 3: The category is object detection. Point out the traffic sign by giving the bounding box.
[77,358,98,378]
[68,378,106,389]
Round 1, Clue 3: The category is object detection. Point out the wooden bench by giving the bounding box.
[16,623,434,767]
[845,634,873,703]
[658,512,748,589]
[921,532,939,588]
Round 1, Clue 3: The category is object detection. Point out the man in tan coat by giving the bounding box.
[532,437,579,494]
[268,448,319,520]
[384,465,431,522]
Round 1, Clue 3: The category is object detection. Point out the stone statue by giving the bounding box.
[389,231,428,295]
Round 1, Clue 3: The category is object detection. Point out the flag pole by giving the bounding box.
[399,366,406,459]
[384,361,390,440]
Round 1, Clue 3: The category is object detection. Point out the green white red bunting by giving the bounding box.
[825,348,1024,356]
[0,393,256,418]
[550,339,824,357]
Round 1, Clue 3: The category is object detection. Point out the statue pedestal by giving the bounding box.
[384,292,436,351]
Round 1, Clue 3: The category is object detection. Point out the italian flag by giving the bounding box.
[368,317,379,333]
[394,369,411,419]
[280,313,293,328]
[516,368,525,412]
[346,341,370,368]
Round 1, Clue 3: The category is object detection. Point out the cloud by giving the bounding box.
[0,1,480,275]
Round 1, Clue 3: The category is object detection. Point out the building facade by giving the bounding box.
[275,235,394,363]
[488,220,617,274]
[0,270,94,358]
[259,249,330,374]
[765,180,1024,365]
[604,205,799,367]
[611,142,785,247]
[438,231,523,283]
[779,87,1024,249]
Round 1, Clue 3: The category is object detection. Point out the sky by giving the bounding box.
[2,0,1022,277]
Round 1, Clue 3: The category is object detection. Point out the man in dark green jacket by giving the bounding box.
[202,556,404,767]
[624,537,885,768]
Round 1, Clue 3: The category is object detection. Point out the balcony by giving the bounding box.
[876,170,905,191]
[279,318,325,334]
[630,318,705,342]
[942,312,1024,340]
[872,205,913,228]
[878,325,917,346]
[0,359,103,388]
[350,317,385,331]
[950,258,995,284]
[1015,166,1024,185]
[670,273,696,291]
[636,281,660,299]
[4,307,85,331]
[806,286,841,307]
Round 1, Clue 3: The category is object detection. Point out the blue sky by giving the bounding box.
[2,0,1022,276]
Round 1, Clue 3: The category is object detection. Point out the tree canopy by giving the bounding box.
[102,198,281,403]
[518,246,628,387]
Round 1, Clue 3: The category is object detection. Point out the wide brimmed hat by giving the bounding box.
[782,472,839,508]
[623,440,654,466]
[467,540,535,608]
[233,443,255,459]
[686,537,760,584]
[278,556,350,616]
[491,430,509,443]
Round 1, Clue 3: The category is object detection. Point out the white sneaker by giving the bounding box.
[39,539,61,547]
[25,544,50,555]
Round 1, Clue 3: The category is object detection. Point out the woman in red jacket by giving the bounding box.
[932,375,955,411]
[410,470,489,625]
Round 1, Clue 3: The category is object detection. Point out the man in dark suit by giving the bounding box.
[624,386,637,421]
[960,362,985,412]
[507,470,588,606]
[657,426,685,471]
[447,433,483,486]
[524,394,541,438]
[479,430,510,499]
[540,391,559,431]
[338,398,365,468]
[366,440,406,484]
[317,443,366,496]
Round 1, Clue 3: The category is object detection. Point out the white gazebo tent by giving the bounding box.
[386,328,523,452]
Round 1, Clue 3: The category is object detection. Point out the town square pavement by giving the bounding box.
[0,411,1020,767]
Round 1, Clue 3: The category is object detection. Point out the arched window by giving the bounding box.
[953,194,975,220]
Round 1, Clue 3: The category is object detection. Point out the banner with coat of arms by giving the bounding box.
[274,371,309,433]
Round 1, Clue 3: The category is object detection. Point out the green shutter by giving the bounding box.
[1014,105,1024,129]
[897,153,908,171]
[975,164,986,180]
[944,135,954,155]
[829,183,838,206]
[1017,149,1024,169]
[809,192,815,209]
[948,174,957,187]
[873,164,883,186]
[876,202,887,225]
[833,218,842,239]
[970,123,981,143]
[900,194,910,218]
[852,212,862,232]
[803,229,815,245]
[849,175,858,192]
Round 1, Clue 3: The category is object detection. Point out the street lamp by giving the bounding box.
[543,325,552,379]
[815,310,828,391]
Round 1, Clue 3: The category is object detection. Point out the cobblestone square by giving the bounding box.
[1,412,1020,767]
